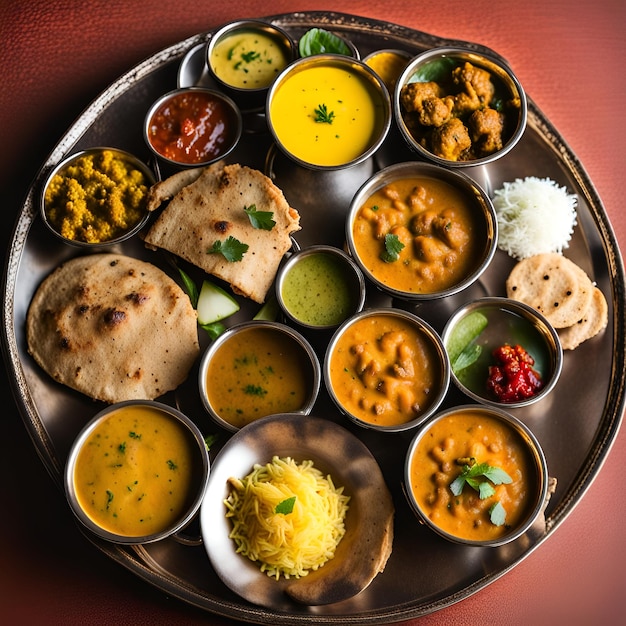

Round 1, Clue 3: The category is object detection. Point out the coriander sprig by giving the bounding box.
[314,103,335,124]
[449,459,513,526]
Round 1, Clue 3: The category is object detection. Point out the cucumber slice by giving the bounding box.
[196,279,240,325]
[253,294,280,321]
[446,311,488,364]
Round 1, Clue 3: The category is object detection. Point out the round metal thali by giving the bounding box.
[2,11,625,624]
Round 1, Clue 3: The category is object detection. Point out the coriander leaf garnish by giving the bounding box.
[314,103,335,124]
[240,50,260,63]
[244,384,267,396]
[489,501,507,526]
[380,233,405,262]
[274,496,296,515]
[204,433,220,451]
[449,460,513,527]
[449,461,512,497]
[208,236,249,262]
[244,204,275,230]
[167,459,178,470]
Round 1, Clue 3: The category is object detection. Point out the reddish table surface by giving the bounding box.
[1,1,624,624]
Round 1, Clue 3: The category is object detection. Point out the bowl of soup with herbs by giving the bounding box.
[65,400,210,544]
[207,19,296,110]
[405,404,548,546]
[199,321,321,432]
[325,308,450,432]
[346,161,497,300]
[266,54,391,170]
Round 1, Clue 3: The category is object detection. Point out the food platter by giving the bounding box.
[2,10,625,624]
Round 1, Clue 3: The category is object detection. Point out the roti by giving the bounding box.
[558,286,608,349]
[505,252,594,328]
[143,162,301,303]
[26,253,199,403]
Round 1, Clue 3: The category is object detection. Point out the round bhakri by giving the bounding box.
[26,253,199,403]
[558,286,608,350]
[505,252,594,328]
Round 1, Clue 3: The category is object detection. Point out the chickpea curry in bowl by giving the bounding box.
[324,308,450,433]
[404,404,549,546]
[346,161,497,301]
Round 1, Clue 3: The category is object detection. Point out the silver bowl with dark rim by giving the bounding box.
[394,46,527,167]
[206,19,297,111]
[404,404,549,547]
[198,320,321,433]
[143,87,242,169]
[441,296,563,408]
[275,244,366,330]
[41,147,156,248]
[64,400,210,545]
[346,160,497,301]
[324,307,450,433]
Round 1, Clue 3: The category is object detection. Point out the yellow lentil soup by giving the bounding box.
[352,176,485,295]
[205,325,315,429]
[269,59,388,167]
[328,312,445,428]
[73,404,201,538]
[408,408,539,543]
[209,29,290,89]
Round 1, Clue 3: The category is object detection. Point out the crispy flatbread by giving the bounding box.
[26,253,199,403]
[143,162,301,303]
[558,286,608,349]
[506,252,594,328]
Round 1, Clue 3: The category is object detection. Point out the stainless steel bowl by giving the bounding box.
[266,54,391,171]
[404,404,549,547]
[198,320,321,432]
[324,307,450,433]
[206,19,297,111]
[346,160,497,300]
[441,297,563,408]
[394,46,527,167]
[275,244,366,330]
[41,147,155,248]
[64,400,210,545]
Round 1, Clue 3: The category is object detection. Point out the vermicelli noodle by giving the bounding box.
[224,456,350,579]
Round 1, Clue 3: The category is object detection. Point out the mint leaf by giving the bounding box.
[274,496,296,515]
[452,343,482,374]
[489,501,507,526]
[244,204,275,231]
[381,233,405,262]
[200,321,226,339]
[208,236,248,262]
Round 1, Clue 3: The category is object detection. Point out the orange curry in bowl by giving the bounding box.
[407,407,542,544]
[351,175,486,295]
[326,310,447,429]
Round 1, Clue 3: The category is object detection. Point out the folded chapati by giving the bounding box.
[143,162,301,303]
[26,253,199,403]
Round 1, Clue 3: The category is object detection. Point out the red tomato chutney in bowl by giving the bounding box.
[144,87,242,167]
[405,405,548,546]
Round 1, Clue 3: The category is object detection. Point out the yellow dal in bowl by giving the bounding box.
[73,404,199,538]
[269,64,385,167]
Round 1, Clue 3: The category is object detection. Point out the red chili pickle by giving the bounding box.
[486,344,543,403]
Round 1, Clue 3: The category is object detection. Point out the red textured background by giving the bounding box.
[1,1,625,624]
